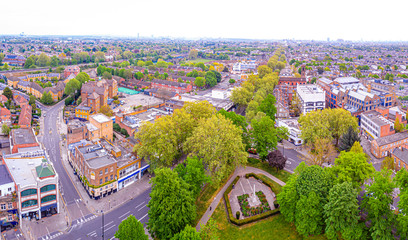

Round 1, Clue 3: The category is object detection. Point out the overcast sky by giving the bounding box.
[3,0,408,41]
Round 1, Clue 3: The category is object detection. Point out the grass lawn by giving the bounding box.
[187,58,213,64]
[211,202,327,240]
[246,158,292,183]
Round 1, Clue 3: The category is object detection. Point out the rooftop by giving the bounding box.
[91,113,111,123]
[393,147,408,163]
[0,165,13,186]
[11,128,37,146]
[361,110,393,127]
[374,132,408,147]
[86,155,116,169]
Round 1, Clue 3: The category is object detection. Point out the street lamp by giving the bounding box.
[101,210,104,240]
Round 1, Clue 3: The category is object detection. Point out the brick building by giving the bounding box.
[0,108,11,125]
[9,128,40,154]
[64,66,80,79]
[18,105,32,129]
[151,79,192,94]
[371,132,408,158]
[392,147,408,171]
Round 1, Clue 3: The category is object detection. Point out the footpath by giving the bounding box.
[196,166,286,231]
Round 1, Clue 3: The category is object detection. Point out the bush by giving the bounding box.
[273,200,279,209]
[247,157,260,165]
[236,211,240,219]
[113,123,121,132]
[229,79,236,84]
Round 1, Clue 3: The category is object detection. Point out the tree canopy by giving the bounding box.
[115,215,148,240]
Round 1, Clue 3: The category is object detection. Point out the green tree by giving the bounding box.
[99,105,114,117]
[381,156,395,171]
[290,92,301,117]
[36,53,50,67]
[251,115,277,160]
[257,65,273,78]
[64,78,81,96]
[362,170,395,239]
[115,215,148,240]
[333,151,374,189]
[217,109,250,149]
[395,117,403,132]
[339,126,361,152]
[171,225,201,240]
[185,114,247,185]
[147,168,196,240]
[40,91,53,105]
[50,56,59,67]
[258,94,277,121]
[1,124,11,136]
[199,219,219,240]
[175,157,210,198]
[135,72,144,80]
[103,71,113,80]
[395,169,408,239]
[76,72,91,84]
[137,60,145,67]
[204,71,217,87]
[230,87,252,107]
[195,77,206,88]
[29,95,36,105]
[277,172,299,223]
[276,126,289,142]
[3,87,13,100]
[324,182,362,240]
[295,191,324,236]
[228,79,235,84]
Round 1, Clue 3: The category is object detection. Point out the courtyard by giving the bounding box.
[119,93,164,113]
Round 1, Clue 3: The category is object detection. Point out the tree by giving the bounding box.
[339,126,361,152]
[64,78,81,96]
[185,114,247,185]
[230,87,252,107]
[2,124,10,136]
[362,170,395,239]
[115,215,148,240]
[175,157,210,198]
[276,126,289,142]
[395,117,403,132]
[204,71,217,87]
[199,219,219,240]
[381,156,395,171]
[27,95,36,106]
[3,87,13,100]
[135,72,144,80]
[147,168,196,240]
[333,150,375,189]
[40,91,53,105]
[267,150,287,171]
[37,53,50,67]
[217,109,250,149]
[295,191,324,236]
[258,65,273,78]
[324,182,363,240]
[258,94,277,121]
[137,60,145,67]
[171,225,201,240]
[103,71,113,80]
[195,77,206,88]
[99,105,114,117]
[188,49,198,60]
[76,72,91,84]
[251,115,277,160]
[299,108,358,146]
[304,138,336,166]
[277,172,298,223]
[94,51,105,62]
[228,79,235,84]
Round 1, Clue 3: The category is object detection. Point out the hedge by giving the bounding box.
[223,174,280,226]
[245,173,282,195]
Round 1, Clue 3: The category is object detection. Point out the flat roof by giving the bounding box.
[3,156,55,187]
[91,113,110,123]
[0,165,13,185]
[361,110,392,127]
[12,128,37,146]
[86,155,116,169]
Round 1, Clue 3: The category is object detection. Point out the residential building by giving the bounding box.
[18,105,32,129]
[296,84,325,114]
[151,79,192,94]
[360,107,406,139]
[392,147,408,171]
[3,55,25,67]
[0,108,11,125]
[75,106,92,120]
[14,95,28,107]
[232,61,257,73]
[3,153,59,221]
[0,95,8,104]
[64,66,80,79]
[276,118,303,145]
[89,114,113,142]
[0,165,18,232]
[80,78,117,113]
[9,128,40,154]
[371,132,408,158]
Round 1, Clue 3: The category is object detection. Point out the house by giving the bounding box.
[80,79,118,112]
[3,55,25,67]
[0,165,18,232]
[14,95,28,107]
[64,66,80,79]
[0,95,8,104]
[151,79,192,94]
[9,128,40,154]
[18,105,32,129]
[7,77,20,89]
[392,147,408,171]
[371,132,408,158]
[0,108,11,125]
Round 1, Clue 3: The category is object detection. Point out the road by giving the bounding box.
[278,146,304,172]
[57,189,151,240]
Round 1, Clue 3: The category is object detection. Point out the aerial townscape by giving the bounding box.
[2,1,408,240]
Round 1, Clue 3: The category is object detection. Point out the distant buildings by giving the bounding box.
[64,66,80,79]
[296,84,325,115]
[232,61,257,73]
[2,55,25,67]
[151,79,192,94]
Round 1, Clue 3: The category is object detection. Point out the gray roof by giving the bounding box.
[375,132,408,147]
[0,165,13,185]
[392,148,408,162]
[86,155,116,169]
[152,79,188,88]
[11,128,37,145]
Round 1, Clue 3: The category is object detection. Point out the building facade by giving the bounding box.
[296,84,325,115]
[371,132,408,158]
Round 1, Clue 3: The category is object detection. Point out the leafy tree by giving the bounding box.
[76,72,91,84]
[40,91,53,105]
[36,53,50,67]
[296,165,332,200]
[228,79,235,84]
[267,150,287,171]
[115,215,148,240]
[64,78,81,96]
[339,126,361,152]
[183,101,216,121]
[217,109,250,149]
[258,94,277,121]
[251,115,277,160]
[362,170,395,239]
[381,156,395,171]
[277,172,299,222]
[324,182,362,240]
[304,138,336,166]
[147,168,196,240]
[295,191,324,236]
[258,65,273,78]
[137,60,145,67]
[333,150,374,189]
[175,157,210,198]
[134,72,144,80]
[395,117,403,132]
[171,225,201,240]
[397,191,408,239]
[3,87,13,100]
[276,126,289,142]
[98,105,114,117]
[199,219,219,240]
[2,124,10,136]
[185,114,247,185]
[195,77,206,88]
[103,71,113,80]
[395,168,408,192]
[204,71,217,87]
[230,87,252,107]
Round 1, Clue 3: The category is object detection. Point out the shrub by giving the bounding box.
[236,211,240,219]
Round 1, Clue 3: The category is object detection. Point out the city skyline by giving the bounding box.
[4,0,408,41]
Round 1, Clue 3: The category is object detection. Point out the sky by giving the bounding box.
[3,0,408,41]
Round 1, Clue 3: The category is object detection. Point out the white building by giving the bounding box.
[296,84,325,115]
[232,61,257,73]
[276,118,303,146]
[3,152,59,222]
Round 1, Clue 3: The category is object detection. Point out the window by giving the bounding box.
[22,200,38,208]
[8,203,12,209]
[105,168,108,174]
[105,176,108,182]
[8,215,12,221]
[21,189,37,197]
[7,187,11,192]
[41,184,56,193]
[99,170,102,175]
[99,179,103,185]
[110,175,113,180]
[1,204,5,210]
[41,195,56,203]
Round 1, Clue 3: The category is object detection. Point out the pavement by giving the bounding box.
[196,166,285,231]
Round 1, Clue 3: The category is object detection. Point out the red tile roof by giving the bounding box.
[18,105,32,127]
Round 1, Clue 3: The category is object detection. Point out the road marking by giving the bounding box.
[139,213,148,221]
[135,202,145,209]
[105,224,116,232]
[286,161,292,165]
[87,231,96,236]
[104,221,114,228]
[118,211,130,219]
[137,205,146,212]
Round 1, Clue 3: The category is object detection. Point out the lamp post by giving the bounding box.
[101,210,104,240]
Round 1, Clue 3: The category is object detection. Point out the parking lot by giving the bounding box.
[119,93,164,112]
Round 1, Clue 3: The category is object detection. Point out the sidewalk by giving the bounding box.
[196,166,286,231]
[57,107,152,215]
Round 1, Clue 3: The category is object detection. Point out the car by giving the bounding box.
[43,113,46,117]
